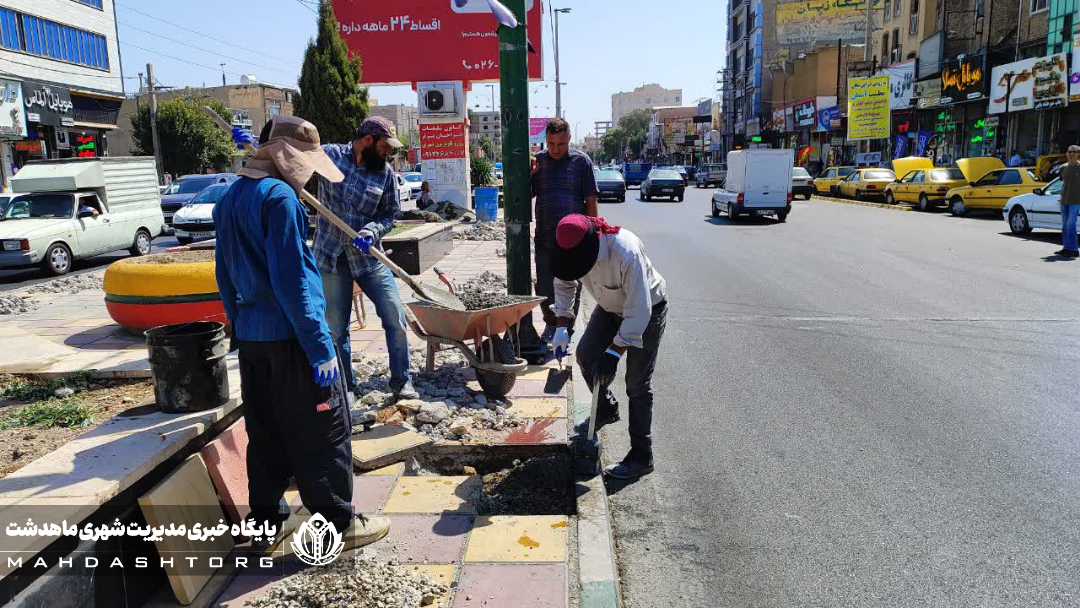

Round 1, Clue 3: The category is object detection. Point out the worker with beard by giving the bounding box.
[313,117,418,402]
[214,116,391,554]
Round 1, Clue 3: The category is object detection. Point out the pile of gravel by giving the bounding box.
[246,550,448,608]
[456,271,522,311]
[0,294,38,316]
[25,273,103,294]
[396,209,444,223]
[349,348,524,441]
[453,220,505,241]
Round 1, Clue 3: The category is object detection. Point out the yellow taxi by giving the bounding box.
[813,166,855,196]
[836,168,897,200]
[884,156,968,211]
[944,157,1045,216]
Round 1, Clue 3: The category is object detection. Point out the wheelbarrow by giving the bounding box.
[405,296,545,398]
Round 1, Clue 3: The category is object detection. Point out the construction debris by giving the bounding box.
[0,294,38,316]
[246,550,448,608]
[396,209,444,223]
[453,220,505,241]
[25,273,104,294]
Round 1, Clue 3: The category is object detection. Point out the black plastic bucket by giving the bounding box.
[145,321,230,413]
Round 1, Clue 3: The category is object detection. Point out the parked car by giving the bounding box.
[621,162,653,188]
[813,166,855,196]
[494,162,504,180]
[837,168,897,200]
[1003,177,1076,235]
[695,164,727,188]
[0,157,164,276]
[711,149,793,222]
[640,169,686,202]
[945,158,1045,217]
[670,165,689,185]
[885,157,967,210]
[791,167,814,199]
[0,193,21,219]
[395,173,411,202]
[595,169,626,202]
[401,172,424,198]
[172,183,231,245]
[160,173,236,231]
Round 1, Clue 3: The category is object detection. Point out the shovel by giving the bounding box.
[577,380,604,475]
[201,107,466,311]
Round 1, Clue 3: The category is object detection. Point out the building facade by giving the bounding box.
[0,0,125,190]
[368,103,419,149]
[611,84,682,124]
[473,110,502,149]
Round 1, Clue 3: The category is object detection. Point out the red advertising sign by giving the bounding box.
[332,0,544,84]
[420,122,467,159]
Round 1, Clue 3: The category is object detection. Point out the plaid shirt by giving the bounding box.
[313,143,400,276]
[531,147,598,242]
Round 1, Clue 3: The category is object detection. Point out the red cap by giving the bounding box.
[556,214,591,250]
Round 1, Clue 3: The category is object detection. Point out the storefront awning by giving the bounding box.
[73,121,119,130]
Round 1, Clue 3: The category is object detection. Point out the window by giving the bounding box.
[825,169,835,178]
[910,0,919,34]
[73,0,103,8]
[884,0,891,18]
[882,32,890,65]
[912,171,925,183]
[891,29,901,64]
[997,170,1021,185]
[901,171,916,182]
[1045,178,1063,195]
[974,171,1000,187]
[1031,0,1048,13]
[3,11,108,70]
[267,100,282,116]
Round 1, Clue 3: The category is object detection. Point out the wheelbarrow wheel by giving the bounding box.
[477,334,517,398]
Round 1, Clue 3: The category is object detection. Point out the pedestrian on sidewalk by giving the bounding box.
[550,214,667,480]
[314,116,419,401]
[1009,149,1023,167]
[531,118,599,343]
[215,116,390,554]
[417,181,434,210]
[1057,144,1080,258]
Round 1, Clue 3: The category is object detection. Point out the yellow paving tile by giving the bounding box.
[63,318,113,328]
[381,476,480,514]
[464,515,568,562]
[517,366,571,382]
[389,564,456,604]
[361,462,406,476]
[351,425,432,469]
[503,397,567,419]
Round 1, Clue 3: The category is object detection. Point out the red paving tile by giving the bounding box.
[453,564,567,608]
[368,514,472,564]
[200,419,251,525]
[352,475,397,514]
[497,418,567,446]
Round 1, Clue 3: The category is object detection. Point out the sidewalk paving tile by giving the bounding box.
[371,514,472,563]
[352,474,397,514]
[351,425,432,470]
[62,318,113,328]
[381,476,480,514]
[199,418,251,525]
[505,378,567,398]
[361,462,406,476]
[495,418,567,446]
[453,564,567,608]
[464,515,567,563]
[389,564,456,604]
[502,398,567,419]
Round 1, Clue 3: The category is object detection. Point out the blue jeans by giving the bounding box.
[1062,204,1080,252]
[322,254,412,392]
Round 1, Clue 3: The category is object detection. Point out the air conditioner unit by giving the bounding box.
[418,82,463,117]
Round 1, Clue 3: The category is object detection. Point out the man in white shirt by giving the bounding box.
[549,214,667,479]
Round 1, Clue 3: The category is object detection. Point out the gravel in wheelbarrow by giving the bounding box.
[459,292,535,311]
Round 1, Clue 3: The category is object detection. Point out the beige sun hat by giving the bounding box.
[239,116,343,190]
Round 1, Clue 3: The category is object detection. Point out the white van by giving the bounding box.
[711,149,794,222]
[0,157,165,276]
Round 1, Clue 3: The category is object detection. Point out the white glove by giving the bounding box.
[314,357,339,387]
[552,327,569,360]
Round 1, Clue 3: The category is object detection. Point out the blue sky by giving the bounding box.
[114,0,725,139]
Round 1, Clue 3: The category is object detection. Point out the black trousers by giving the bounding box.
[534,232,581,328]
[576,301,667,461]
[237,338,354,530]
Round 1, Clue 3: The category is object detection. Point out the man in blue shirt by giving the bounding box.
[215,116,390,555]
[314,116,418,401]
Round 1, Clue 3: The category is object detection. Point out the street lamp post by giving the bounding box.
[554,7,571,119]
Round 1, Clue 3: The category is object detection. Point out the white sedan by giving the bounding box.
[1004,177,1078,235]
[395,173,412,202]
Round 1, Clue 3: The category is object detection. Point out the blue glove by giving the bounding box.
[353,230,374,254]
[552,327,569,361]
[593,349,621,387]
[231,127,255,150]
[314,356,339,387]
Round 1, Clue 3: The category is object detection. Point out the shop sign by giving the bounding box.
[55,129,70,151]
[855,151,881,165]
[988,53,1068,114]
[1071,25,1080,102]
[22,83,73,127]
[939,57,985,105]
[793,100,817,127]
[847,76,890,141]
[877,60,916,110]
[817,106,841,130]
[913,78,942,109]
[74,132,96,157]
[0,79,27,138]
[13,140,44,157]
[419,122,466,160]
[894,118,913,134]
[771,108,786,131]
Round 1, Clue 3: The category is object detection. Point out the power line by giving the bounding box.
[294,0,318,14]
[121,40,249,79]
[0,57,137,81]
[118,20,296,76]
[114,1,300,67]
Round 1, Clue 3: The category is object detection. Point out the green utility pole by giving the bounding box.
[499,0,530,299]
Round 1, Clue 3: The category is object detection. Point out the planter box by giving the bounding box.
[383,222,453,275]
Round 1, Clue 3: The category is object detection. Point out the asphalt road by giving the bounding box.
[593,186,1080,607]
[0,235,180,293]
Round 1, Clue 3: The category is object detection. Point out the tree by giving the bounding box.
[471,155,494,187]
[601,109,652,161]
[293,0,369,144]
[477,134,495,159]
[129,95,236,177]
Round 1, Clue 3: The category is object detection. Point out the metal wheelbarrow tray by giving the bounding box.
[405,296,545,397]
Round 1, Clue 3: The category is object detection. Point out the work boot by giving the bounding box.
[250,514,298,556]
[1065,250,1080,258]
[394,380,420,400]
[603,451,654,480]
[340,514,392,551]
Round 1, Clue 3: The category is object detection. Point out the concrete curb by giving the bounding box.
[814,195,914,211]
[570,294,622,608]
